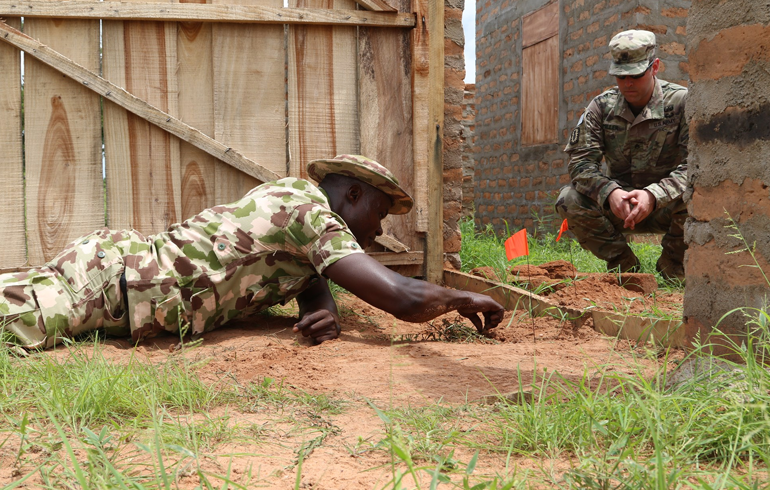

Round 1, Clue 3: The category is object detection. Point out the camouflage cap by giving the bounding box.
[307,154,414,215]
[608,30,656,76]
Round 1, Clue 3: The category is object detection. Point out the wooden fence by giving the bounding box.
[0,0,444,281]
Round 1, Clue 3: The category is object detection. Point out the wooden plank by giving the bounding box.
[0,17,26,268]
[102,0,181,233]
[424,0,443,284]
[178,0,217,218]
[0,21,281,184]
[24,10,103,264]
[369,251,423,266]
[411,0,429,232]
[522,1,558,48]
[212,0,285,204]
[443,270,581,319]
[521,35,559,145]
[288,0,358,180]
[445,270,687,348]
[353,0,396,12]
[0,0,413,26]
[593,312,687,348]
[360,0,419,252]
[374,234,410,252]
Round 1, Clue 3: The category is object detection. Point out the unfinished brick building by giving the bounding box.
[472,0,689,234]
[684,0,770,347]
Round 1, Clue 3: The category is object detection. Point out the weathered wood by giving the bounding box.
[0,0,413,26]
[592,312,687,348]
[522,1,558,49]
[212,0,285,204]
[521,35,558,145]
[352,0,396,12]
[0,22,281,184]
[374,234,410,253]
[369,251,423,266]
[102,0,181,233]
[411,0,428,232]
[0,17,26,268]
[289,0,358,179]
[424,0,443,284]
[443,270,573,317]
[360,0,419,252]
[178,0,218,218]
[24,13,103,264]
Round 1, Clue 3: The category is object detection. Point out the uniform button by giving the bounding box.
[97,251,106,258]
[218,243,226,251]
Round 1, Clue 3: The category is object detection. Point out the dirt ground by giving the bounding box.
[3,266,686,488]
[474,259,684,316]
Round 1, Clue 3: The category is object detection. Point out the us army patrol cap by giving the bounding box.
[307,154,414,215]
[608,30,656,76]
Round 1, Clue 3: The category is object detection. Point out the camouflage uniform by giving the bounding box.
[555,30,688,275]
[0,155,412,349]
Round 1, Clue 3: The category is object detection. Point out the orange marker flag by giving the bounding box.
[556,219,569,242]
[505,229,529,261]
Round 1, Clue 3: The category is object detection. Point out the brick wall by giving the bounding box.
[472,0,689,235]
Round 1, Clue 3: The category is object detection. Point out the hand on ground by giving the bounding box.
[456,294,505,333]
[293,309,341,344]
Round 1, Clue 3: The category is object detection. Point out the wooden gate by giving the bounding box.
[0,0,444,281]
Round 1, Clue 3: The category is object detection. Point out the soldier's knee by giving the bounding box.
[555,185,587,219]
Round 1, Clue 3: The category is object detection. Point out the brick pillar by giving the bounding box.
[444,0,465,269]
[684,0,770,347]
[462,83,476,219]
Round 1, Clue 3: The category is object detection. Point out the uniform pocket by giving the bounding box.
[277,276,311,304]
[189,288,216,335]
[152,291,185,333]
[50,230,124,296]
[0,282,46,348]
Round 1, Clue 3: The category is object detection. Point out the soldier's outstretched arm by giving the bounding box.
[294,277,341,344]
[323,253,505,332]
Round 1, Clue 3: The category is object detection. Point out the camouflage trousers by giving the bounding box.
[555,184,688,269]
[0,228,133,349]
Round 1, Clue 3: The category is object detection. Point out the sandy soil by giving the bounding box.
[2,267,686,489]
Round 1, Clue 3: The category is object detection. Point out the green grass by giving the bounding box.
[367,335,770,489]
[1,216,767,489]
[0,339,345,489]
[360,216,770,489]
[6,331,769,489]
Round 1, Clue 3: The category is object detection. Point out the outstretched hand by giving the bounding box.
[293,308,341,344]
[456,293,505,333]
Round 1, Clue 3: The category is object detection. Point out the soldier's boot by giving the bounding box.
[656,254,685,281]
[656,210,687,281]
[607,247,640,273]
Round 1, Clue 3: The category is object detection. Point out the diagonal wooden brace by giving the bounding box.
[0,20,281,184]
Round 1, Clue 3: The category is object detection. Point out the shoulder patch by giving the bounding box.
[569,127,580,145]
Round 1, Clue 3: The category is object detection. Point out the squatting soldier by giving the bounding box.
[555,29,688,280]
[0,155,505,349]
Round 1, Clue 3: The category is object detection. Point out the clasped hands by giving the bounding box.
[608,188,656,230]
